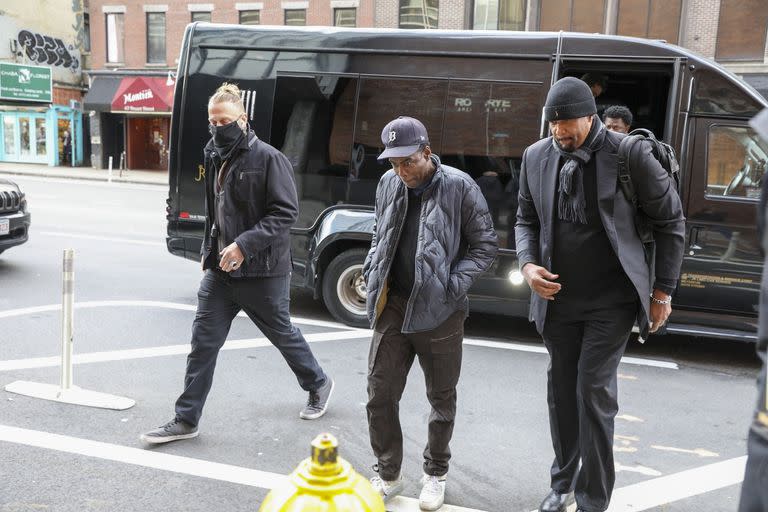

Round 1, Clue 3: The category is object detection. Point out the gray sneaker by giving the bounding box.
[140,417,198,445]
[299,377,334,420]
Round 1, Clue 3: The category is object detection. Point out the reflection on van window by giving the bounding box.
[271,74,357,228]
[351,77,447,192]
[271,73,541,242]
[441,80,539,249]
[706,126,768,200]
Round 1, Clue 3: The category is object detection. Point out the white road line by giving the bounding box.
[3,174,165,190]
[0,422,747,512]
[463,338,678,370]
[650,445,719,458]
[0,424,286,489]
[0,302,678,369]
[0,424,487,512]
[33,205,159,218]
[38,231,165,247]
[606,456,747,511]
[0,300,365,331]
[614,463,662,477]
[0,330,369,372]
[387,496,488,512]
[616,414,645,423]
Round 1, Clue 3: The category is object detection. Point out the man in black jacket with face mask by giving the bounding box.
[141,83,334,445]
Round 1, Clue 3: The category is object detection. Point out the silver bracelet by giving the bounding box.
[649,294,672,305]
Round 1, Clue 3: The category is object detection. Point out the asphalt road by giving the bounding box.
[0,175,762,512]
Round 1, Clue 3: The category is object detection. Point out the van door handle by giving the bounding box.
[688,227,702,253]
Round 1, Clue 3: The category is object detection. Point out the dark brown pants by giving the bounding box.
[366,294,465,480]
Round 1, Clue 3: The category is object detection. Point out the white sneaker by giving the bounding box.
[370,473,404,503]
[419,473,446,511]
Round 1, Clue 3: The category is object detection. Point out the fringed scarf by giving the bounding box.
[552,115,606,224]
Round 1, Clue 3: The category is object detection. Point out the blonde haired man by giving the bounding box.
[141,83,333,444]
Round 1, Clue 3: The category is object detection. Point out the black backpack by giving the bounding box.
[617,128,681,248]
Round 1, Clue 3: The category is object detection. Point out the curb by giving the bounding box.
[0,170,167,187]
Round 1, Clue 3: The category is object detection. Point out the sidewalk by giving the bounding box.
[0,162,168,186]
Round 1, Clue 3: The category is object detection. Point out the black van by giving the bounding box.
[166,24,768,341]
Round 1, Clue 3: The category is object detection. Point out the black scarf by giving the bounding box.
[552,115,606,224]
[209,121,245,166]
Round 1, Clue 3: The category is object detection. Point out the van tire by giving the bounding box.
[322,248,369,328]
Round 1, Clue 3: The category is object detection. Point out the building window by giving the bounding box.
[715,0,768,61]
[191,11,212,22]
[239,10,260,24]
[146,12,166,64]
[539,0,605,33]
[472,0,525,30]
[399,0,439,29]
[616,0,681,45]
[334,7,357,27]
[285,9,306,25]
[105,13,125,63]
[83,13,91,52]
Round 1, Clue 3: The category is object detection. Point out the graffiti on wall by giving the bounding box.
[16,30,80,72]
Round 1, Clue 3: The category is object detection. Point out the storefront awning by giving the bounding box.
[111,77,173,113]
[82,76,122,112]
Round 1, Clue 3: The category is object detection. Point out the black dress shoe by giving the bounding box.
[539,489,570,512]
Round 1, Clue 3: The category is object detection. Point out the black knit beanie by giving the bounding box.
[543,76,597,122]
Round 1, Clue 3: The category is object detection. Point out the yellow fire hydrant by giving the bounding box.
[259,433,385,512]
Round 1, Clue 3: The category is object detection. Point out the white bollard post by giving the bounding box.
[3,250,135,410]
[108,156,113,183]
[60,249,74,391]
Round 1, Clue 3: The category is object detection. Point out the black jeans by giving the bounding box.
[367,294,465,480]
[175,270,327,426]
[542,302,636,512]
[738,355,768,512]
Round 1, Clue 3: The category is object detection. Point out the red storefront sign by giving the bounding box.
[111,77,173,113]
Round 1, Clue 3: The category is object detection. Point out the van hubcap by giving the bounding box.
[336,264,366,316]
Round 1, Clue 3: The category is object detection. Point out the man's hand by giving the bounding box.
[649,290,672,333]
[219,242,245,273]
[522,263,561,300]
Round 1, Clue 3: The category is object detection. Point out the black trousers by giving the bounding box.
[542,302,636,512]
[366,294,464,480]
[738,355,768,512]
[175,270,327,426]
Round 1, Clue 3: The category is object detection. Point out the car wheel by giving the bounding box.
[321,248,369,327]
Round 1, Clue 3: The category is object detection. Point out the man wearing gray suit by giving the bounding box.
[515,77,685,512]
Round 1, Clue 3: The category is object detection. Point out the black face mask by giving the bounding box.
[209,120,245,162]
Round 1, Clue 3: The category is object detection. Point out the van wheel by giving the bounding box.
[322,248,369,328]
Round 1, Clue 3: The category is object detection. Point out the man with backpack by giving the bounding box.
[515,76,685,512]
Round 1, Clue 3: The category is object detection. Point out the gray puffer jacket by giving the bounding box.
[362,155,498,333]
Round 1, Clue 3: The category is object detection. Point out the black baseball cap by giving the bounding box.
[377,116,430,160]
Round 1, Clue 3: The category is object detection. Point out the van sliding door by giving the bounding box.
[675,118,766,320]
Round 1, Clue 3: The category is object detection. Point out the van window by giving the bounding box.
[694,70,764,117]
[441,80,540,249]
[351,77,448,189]
[706,125,768,200]
[271,74,357,227]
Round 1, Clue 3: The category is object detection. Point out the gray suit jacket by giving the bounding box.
[515,130,685,339]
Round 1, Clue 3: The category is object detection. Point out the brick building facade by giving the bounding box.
[0,0,88,166]
[80,0,768,170]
